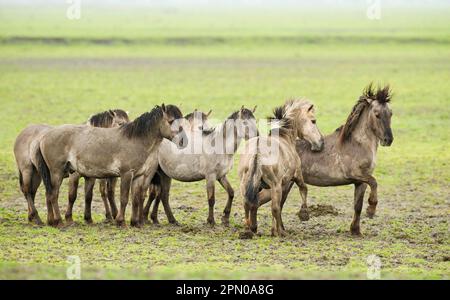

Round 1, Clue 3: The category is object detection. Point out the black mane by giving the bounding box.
[338,83,392,143]
[268,104,292,136]
[121,106,163,139]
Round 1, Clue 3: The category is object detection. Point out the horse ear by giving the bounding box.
[206,109,212,117]
[241,105,245,110]
[161,103,166,112]
[308,105,314,112]
[252,105,257,113]
[108,110,116,117]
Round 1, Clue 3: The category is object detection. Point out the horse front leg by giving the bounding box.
[65,172,80,224]
[159,173,178,225]
[365,176,378,218]
[206,176,216,226]
[143,184,158,224]
[115,172,132,227]
[218,176,234,226]
[293,175,309,222]
[83,178,96,224]
[350,183,367,236]
[130,176,145,228]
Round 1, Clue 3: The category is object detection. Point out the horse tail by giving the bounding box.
[244,139,262,205]
[36,147,52,194]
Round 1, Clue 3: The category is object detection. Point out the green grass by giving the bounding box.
[0,4,449,279]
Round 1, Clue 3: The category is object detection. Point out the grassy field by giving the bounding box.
[0,3,449,279]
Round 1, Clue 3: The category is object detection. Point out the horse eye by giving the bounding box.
[375,114,380,118]
[312,120,316,124]
[169,120,174,125]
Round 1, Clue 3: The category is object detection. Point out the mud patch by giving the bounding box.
[308,204,339,217]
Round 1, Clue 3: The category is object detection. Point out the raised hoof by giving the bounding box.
[298,209,310,221]
[239,230,254,239]
[366,206,376,218]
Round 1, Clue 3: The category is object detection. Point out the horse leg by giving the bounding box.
[29,169,43,225]
[65,172,80,223]
[107,178,118,219]
[293,175,309,221]
[206,176,216,226]
[365,176,378,218]
[145,184,160,224]
[159,174,178,225]
[130,176,144,228]
[115,172,132,227]
[249,202,258,233]
[83,178,96,224]
[350,183,367,236]
[48,174,64,227]
[257,189,271,207]
[270,184,285,237]
[99,179,113,221]
[219,176,234,226]
[20,167,42,225]
[244,201,251,229]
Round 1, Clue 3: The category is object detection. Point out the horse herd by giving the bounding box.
[13,83,393,237]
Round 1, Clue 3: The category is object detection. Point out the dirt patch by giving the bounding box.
[308,204,339,217]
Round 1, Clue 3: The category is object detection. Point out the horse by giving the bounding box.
[143,109,213,225]
[150,106,258,226]
[13,109,129,225]
[287,84,393,236]
[34,104,177,227]
[239,99,324,237]
[65,109,130,224]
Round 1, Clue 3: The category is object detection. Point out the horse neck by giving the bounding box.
[348,111,379,153]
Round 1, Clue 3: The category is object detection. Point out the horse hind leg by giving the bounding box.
[65,172,80,224]
[20,167,42,225]
[48,174,64,227]
[107,178,118,219]
[270,184,285,237]
[144,184,159,224]
[99,179,113,221]
[83,178,96,224]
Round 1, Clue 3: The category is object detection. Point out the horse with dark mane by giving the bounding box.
[34,105,177,227]
[65,109,129,224]
[260,84,394,235]
[13,109,129,225]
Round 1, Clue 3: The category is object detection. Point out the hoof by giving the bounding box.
[84,218,93,225]
[30,216,44,226]
[239,231,254,239]
[350,227,362,236]
[53,219,64,228]
[206,218,216,227]
[271,228,287,237]
[366,206,376,218]
[298,209,310,221]
[130,220,142,228]
[221,216,230,227]
[115,219,126,227]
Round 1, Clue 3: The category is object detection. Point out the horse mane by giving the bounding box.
[268,99,311,137]
[120,106,163,139]
[338,83,392,143]
[203,108,256,136]
[88,109,123,128]
[165,105,183,119]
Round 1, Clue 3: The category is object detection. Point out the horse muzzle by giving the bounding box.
[311,137,325,152]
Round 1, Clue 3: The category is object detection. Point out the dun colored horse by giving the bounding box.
[239,99,324,236]
[150,106,258,226]
[13,109,128,225]
[143,109,212,224]
[278,84,393,235]
[35,105,177,227]
[64,109,130,224]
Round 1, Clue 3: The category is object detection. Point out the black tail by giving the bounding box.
[18,169,23,189]
[36,147,52,194]
[244,139,262,204]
